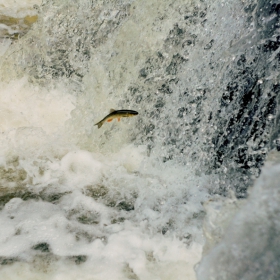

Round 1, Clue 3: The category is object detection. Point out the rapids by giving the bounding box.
[0,0,279,279]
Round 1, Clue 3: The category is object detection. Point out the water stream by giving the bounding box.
[0,0,279,279]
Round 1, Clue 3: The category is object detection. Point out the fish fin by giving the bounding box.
[95,121,103,129]
[107,118,113,122]
[118,118,120,122]
[109,108,115,113]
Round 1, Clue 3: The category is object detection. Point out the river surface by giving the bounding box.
[0,0,279,279]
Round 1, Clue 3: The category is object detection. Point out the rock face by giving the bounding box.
[0,0,39,41]
[0,15,38,39]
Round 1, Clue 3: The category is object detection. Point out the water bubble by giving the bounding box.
[267,114,274,120]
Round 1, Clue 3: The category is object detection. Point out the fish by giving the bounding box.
[94,109,138,129]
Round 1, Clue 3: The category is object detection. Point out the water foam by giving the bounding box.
[0,0,279,279]
[0,0,40,18]
[0,144,209,280]
[0,78,75,161]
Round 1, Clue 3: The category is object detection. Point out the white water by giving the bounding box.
[0,0,279,279]
[0,7,208,275]
[0,0,40,17]
[197,151,280,279]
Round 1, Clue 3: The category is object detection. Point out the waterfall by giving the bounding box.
[0,0,279,279]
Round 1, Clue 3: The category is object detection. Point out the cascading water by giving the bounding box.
[0,0,279,279]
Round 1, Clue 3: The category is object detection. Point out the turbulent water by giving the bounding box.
[0,0,279,279]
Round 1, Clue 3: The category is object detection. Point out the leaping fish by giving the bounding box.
[95,109,138,129]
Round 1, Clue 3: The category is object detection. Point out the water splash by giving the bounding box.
[0,0,279,279]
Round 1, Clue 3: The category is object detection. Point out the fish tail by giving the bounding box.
[95,121,103,129]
